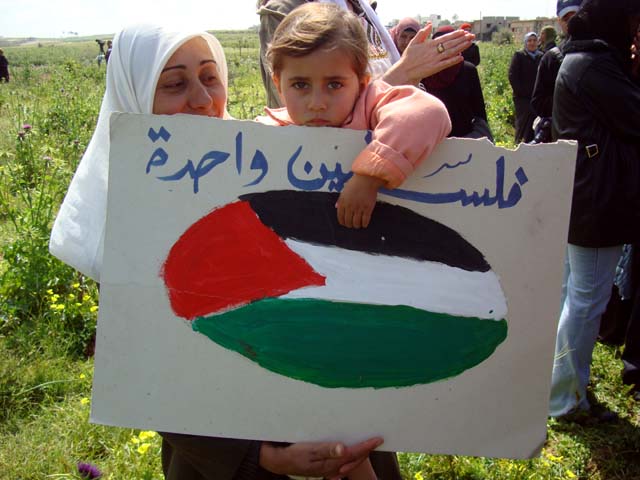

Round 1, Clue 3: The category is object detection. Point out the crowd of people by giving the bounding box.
[43,0,639,477]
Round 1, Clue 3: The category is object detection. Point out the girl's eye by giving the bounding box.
[292,81,308,90]
[328,81,343,90]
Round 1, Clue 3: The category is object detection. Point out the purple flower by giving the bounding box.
[77,462,102,479]
[22,124,32,131]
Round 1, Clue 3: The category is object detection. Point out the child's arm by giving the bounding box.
[336,174,384,229]
[337,81,451,229]
[351,80,452,190]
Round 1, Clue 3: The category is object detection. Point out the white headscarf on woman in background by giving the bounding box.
[49,23,229,282]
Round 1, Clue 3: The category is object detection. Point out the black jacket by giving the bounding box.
[531,45,564,118]
[422,61,488,138]
[508,49,542,99]
[553,39,640,247]
[462,43,480,66]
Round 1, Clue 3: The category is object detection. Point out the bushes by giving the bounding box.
[0,63,102,358]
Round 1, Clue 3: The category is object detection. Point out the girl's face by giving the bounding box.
[153,37,226,117]
[273,48,368,127]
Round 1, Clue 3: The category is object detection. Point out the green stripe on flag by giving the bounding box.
[193,298,507,388]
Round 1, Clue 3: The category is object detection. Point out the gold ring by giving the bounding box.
[437,42,445,54]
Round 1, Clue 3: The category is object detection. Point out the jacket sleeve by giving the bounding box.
[578,55,640,141]
[508,52,528,98]
[351,83,452,189]
[530,52,558,118]
[468,65,488,121]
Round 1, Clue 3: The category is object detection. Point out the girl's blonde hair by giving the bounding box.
[267,2,369,80]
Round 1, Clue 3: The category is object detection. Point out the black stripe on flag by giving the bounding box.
[239,191,490,272]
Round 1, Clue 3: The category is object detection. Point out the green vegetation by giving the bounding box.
[1,35,638,479]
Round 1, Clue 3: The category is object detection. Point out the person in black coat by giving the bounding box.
[549,0,640,418]
[422,25,492,140]
[530,0,582,143]
[508,32,542,143]
[460,22,480,66]
[0,49,9,83]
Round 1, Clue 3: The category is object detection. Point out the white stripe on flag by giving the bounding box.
[282,240,507,320]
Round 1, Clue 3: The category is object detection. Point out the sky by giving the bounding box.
[0,0,557,39]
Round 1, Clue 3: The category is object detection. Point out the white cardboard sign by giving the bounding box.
[91,113,576,458]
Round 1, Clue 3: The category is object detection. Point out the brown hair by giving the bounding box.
[267,2,369,80]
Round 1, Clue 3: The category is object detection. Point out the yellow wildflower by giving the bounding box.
[139,430,157,440]
[80,397,90,406]
[79,374,86,379]
[130,436,141,444]
[137,443,151,454]
[68,293,75,300]
[47,289,54,295]
[414,473,424,480]
[566,470,577,478]
[73,283,80,289]
[90,306,99,313]
[546,453,563,462]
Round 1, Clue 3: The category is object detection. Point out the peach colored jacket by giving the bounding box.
[256,80,451,189]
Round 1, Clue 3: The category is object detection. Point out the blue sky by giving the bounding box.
[0,0,557,38]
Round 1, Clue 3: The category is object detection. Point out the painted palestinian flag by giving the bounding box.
[161,190,508,388]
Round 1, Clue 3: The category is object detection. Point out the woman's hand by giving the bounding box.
[259,437,384,479]
[336,174,385,229]
[383,22,474,86]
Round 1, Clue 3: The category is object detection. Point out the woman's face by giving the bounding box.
[153,37,226,117]
[396,28,417,54]
[525,36,538,52]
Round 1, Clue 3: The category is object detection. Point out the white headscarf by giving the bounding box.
[49,23,230,282]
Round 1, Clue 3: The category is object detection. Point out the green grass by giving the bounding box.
[1,33,639,479]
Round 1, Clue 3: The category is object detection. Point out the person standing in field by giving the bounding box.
[508,32,543,143]
[460,22,480,66]
[0,49,10,83]
[530,0,582,144]
[51,21,401,480]
[390,17,421,55]
[538,25,558,53]
[420,25,492,140]
[549,0,640,420]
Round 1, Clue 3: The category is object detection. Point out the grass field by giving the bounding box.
[0,33,638,479]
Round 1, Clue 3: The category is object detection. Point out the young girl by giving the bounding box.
[258,2,452,229]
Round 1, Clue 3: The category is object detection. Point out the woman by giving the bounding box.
[549,0,640,419]
[508,32,542,143]
[390,17,421,55]
[50,23,395,480]
[257,0,474,108]
[421,25,492,140]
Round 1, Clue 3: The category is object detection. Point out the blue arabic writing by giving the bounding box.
[146,129,270,193]
[381,156,528,209]
[145,125,528,208]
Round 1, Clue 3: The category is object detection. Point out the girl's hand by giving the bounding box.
[336,174,384,229]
